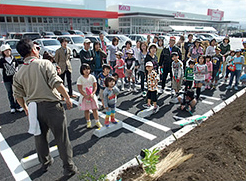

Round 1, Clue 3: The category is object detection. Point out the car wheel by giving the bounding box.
[73,50,78,58]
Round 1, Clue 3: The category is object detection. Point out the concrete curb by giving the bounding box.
[93,121,123,138]
[20,145,59,170]
[106,87,246,181]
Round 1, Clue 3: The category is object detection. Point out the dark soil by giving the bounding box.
[119,93,246,181]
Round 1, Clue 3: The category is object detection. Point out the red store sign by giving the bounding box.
[119,5,130,11]
[173,12,185,18]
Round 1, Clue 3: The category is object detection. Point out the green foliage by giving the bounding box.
[141,148,160,175]
[78,165,109,181]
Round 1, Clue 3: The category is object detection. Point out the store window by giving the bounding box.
[0,17,5,22]
[64,18,68,23]
[13,17,18,23]
[59,18,63,23]
[43,17,47,23]
[32,17,37,23]
[49,17,53,23]
[54,17,58,23]
[77,18,81,23]
[38,17,42,23]
[20,17,25,23]
[7,17,12,22]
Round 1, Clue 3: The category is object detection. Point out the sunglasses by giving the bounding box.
[34,44,40,51]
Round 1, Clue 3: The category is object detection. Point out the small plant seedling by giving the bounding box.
[141,148,160,175]
[78,165,109,181]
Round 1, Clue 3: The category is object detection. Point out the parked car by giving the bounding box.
[91,30,108,36]
[83,31,94,36]
[0,39,22,62]
[106,34,136,50]
[13,32,41,40]
[197,33,223,43]
[128,34,148,42]
[57,35,85,58]
[33,39,61,57]
[53,31,70,36]
[67,30,85,37]
[85,35,112,50]
[41,31,55,37]
[6,32,16,39]
[229,32,243,38]
[193,34,209,41]
[43,35,58,39]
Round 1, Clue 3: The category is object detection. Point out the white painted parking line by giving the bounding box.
[201,100,214,105]
[122,123,156,140]
[0,133,31,181]
[68,88,170,132]
[70,98,157,140]
[116,108,170,132]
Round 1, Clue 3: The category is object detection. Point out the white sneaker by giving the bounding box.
[133,88,138,92]
[10,109,15,113]
[170,97,179,104]
[158,89,164,94]
[128,87,132,92]
[153,105,160,113]
[16,107,24,112]
[121,87,124,91]
[226,85,231,90]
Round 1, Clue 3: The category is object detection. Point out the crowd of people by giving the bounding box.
[0,33,246,176]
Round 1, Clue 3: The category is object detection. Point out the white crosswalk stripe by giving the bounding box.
[69,97,157,140]
[67,88,171,132]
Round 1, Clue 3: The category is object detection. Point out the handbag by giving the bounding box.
[228,64,236,72]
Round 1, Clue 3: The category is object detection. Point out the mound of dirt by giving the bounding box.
[119,93,246,181]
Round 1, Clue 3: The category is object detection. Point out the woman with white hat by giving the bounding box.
[0,44,23,113]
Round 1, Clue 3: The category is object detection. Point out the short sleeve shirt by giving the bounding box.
[77,74,97,92]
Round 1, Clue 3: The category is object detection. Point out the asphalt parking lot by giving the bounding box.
[0,38,244,181]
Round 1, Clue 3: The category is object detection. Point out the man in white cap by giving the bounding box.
[0,44,23,113]
[79,39,96,72]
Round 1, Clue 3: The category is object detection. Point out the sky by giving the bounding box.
[25,0,246,27]
[107,0,246,25]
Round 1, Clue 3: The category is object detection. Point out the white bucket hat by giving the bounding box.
[1,44,12,52]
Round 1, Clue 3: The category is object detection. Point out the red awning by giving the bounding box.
[0,4,118,19]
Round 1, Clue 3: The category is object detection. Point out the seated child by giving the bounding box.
[178,89,197,112]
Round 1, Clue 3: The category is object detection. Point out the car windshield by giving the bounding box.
[62,32,70,35]
[104,37,110,43]
[46,32,54,35]
[75,31,83,35]
[106,36,114,41]
[23,34,41,40]
[119,35,130,41]
[72,36,85,44]
[5,41,19,49]
[43,39,60,46]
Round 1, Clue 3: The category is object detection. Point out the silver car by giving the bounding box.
[57,35,85,58]
[33,39,61,57]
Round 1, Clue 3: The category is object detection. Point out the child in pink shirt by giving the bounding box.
[114,51,125,90]
[205,55,213,89]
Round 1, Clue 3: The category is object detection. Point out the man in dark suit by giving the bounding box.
[159,36,182,93]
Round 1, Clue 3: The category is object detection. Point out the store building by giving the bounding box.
[0,0,118,35]
[107,5,239,35]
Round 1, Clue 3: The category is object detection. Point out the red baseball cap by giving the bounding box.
[170,36,176,41]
